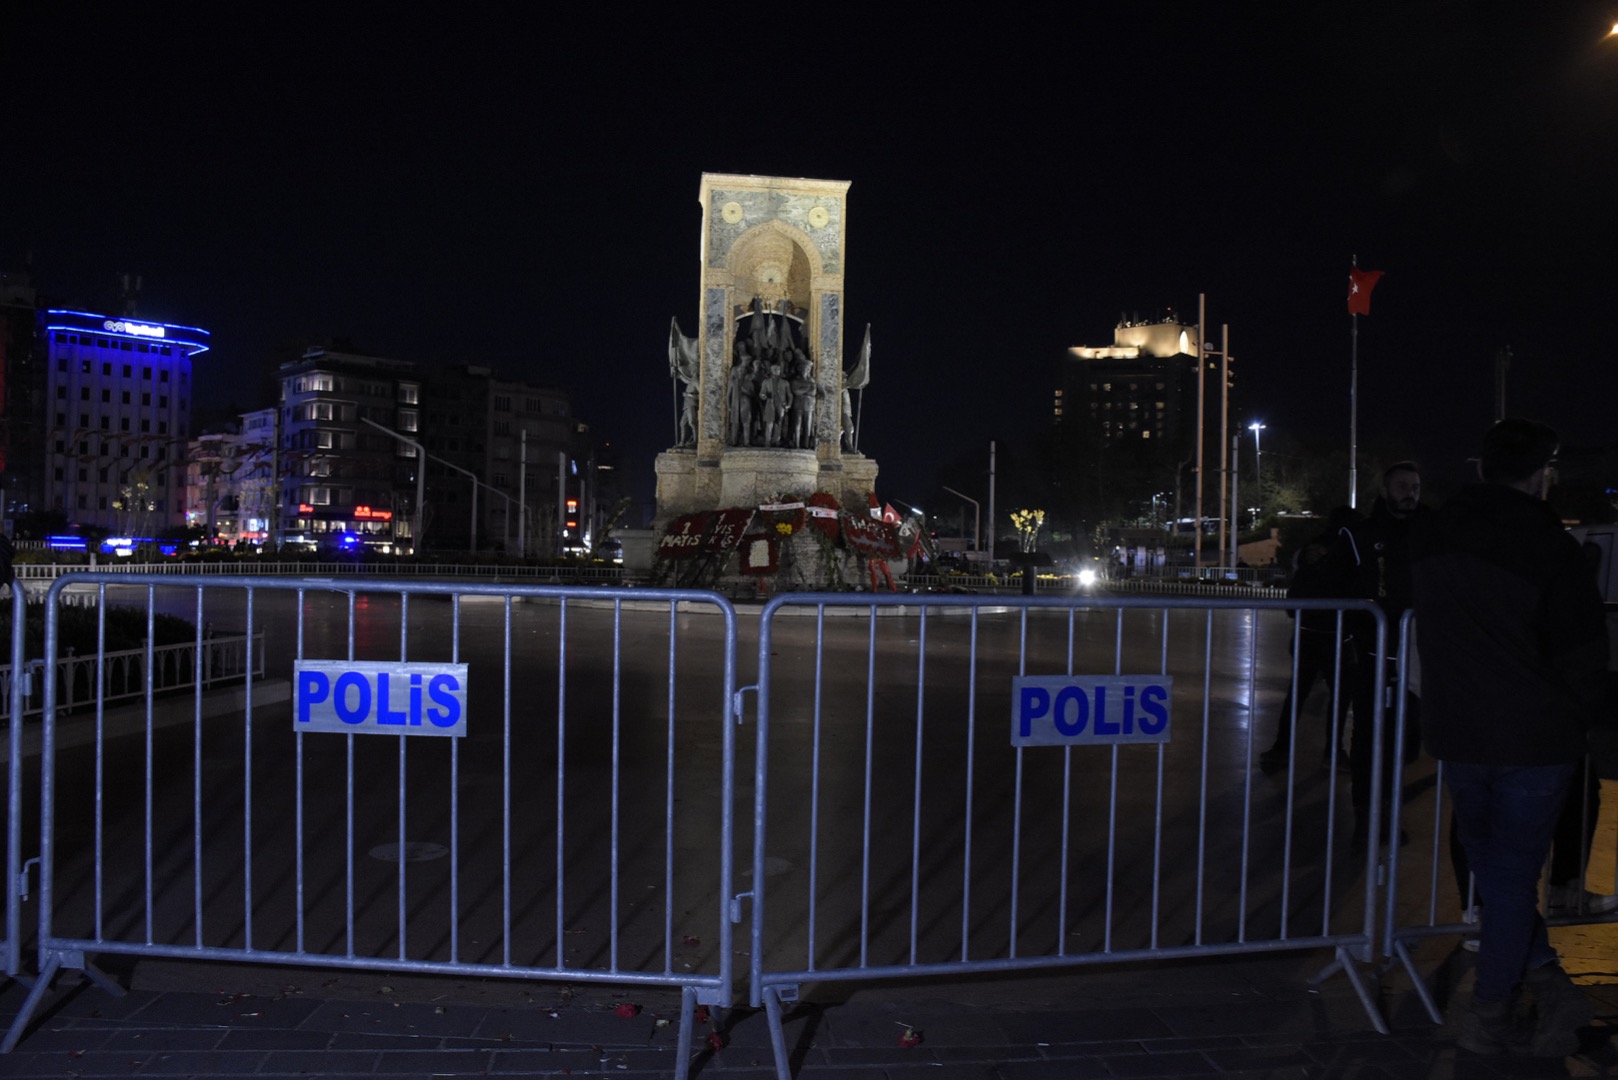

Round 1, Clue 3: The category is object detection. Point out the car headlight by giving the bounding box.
[1077,568,1098,587]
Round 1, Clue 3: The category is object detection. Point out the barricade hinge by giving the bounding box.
[730,890,753,923]
[18,857,38,901]
[732,685,758,725]
[21,659,43,698]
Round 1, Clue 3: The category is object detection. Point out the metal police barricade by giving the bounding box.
[748,593,1393,1078]
[3,573,739,1074]
[1382,610,1618,1025]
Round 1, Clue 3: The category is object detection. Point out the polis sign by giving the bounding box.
[1011,675,1172,746]
[295,660,468,737]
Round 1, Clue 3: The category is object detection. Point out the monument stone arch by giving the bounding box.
[655,174,877,525]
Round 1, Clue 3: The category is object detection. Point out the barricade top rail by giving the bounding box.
[40,570,730,611]
[759,590,1380,618]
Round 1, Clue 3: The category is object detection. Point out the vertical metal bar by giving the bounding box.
[450,594,462,963]
[243,586,256,952]
[192,586,206,948]
[1195,608,1213,945]
[960,607,978,961]
[1360,609,1388,964]
[859,606,877,967]
[1238,608,1257,943]
[503,595,514,966]
[3,584,24,975]
[295,588,308,953]
[1058,608,1076,955]
[610,599,623,972]
[1278,610,1303,937]
[1105,608,1125,953]
[345,590,357,959]
[39,585,62,957]
[397,591,409,960]
[908,607,927,964]
[1152,610,1169,949]
[555,597,568,967]
[807,605,826,970]
[663,600,677,975]
[1010,606,1029,958]
[1320,611,1345,930]
[751,601,776,1001]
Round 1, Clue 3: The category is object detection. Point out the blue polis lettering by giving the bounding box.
[1018,683,1169,738]
[298,670,462,728]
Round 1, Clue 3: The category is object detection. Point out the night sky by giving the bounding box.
[5,5,1615,519]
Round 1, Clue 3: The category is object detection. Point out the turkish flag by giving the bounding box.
[1347,267,1383,316]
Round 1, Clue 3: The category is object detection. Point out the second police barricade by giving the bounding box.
[745,592,1394,1079]
[1382,609,1618,1026]
[1,573,740,1078]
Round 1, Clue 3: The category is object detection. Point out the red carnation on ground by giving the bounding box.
[614,1002,640,1018]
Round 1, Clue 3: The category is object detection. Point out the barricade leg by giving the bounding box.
[1309,944,1390,1034]
[1,955,60,1053]
[674,985,697,1080]
[1390,939,1445,1024]
[763,985,794,1080]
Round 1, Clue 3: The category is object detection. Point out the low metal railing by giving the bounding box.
[0,633,264,721]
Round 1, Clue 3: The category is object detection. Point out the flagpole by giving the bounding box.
[1349,255,1359,510]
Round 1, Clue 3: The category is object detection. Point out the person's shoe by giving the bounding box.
[1544,884,1618,916]
[1457,995,1524,1055]
[1460,905,1481,953]
[1524,961,1593,1057]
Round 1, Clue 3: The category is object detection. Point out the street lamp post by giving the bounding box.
[1248,421,1265,485]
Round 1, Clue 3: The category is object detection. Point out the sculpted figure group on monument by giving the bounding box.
[669,299,867,452]
[728,299,820,451]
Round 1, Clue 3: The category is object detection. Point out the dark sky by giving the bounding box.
[5,5,1615,513]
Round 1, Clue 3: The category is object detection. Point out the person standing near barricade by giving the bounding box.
[1413,419,1608,1056]
[1324,462,1425,847]
[1259,507,1362,769]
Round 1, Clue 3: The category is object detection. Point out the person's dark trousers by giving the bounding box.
[1445,761,1576,1003]
[1349,654,1420,836]
[1265,629,1353,755]
[1453,758,1603,900]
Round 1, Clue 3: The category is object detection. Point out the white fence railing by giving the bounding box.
[0,633,264,721]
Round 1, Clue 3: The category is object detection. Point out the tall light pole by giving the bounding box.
[1248,421,1265,485]
[942,485,981,554]
[360,418,425,555]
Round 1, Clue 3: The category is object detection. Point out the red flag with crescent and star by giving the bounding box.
[1347,267,1383,316]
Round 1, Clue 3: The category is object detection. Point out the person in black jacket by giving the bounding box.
[1326,462,1425,845]
[1412,419,1607,1056]
[1258,507,1361,769]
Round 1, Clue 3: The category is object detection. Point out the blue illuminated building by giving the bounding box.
[43,309,208,532]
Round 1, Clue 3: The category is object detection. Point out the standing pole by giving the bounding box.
[986,441,997,566]
[1229,433,1240,570]
[518,430,527,559]
[1348,256,1360,510]
[1349,313,1359,509]
[1194,294,1206,568]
